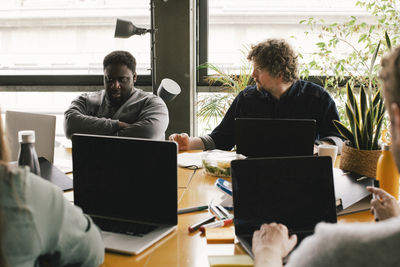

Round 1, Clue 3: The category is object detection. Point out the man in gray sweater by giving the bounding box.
[64,50,168,140]
[252,46,400,266]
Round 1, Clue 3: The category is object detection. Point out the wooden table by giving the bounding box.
[101,161,374,267]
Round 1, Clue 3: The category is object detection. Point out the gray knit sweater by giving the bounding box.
[64,88,168,140]
[286,217,400,267]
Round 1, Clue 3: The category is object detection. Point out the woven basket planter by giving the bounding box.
[340,143,381,178]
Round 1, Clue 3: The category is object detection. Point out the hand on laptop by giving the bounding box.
[252,223,297,267]
[367,186,400,221]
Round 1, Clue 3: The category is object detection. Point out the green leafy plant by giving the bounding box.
[197,51,254,128]
[332,40,389,150]
[299,0,399,92]
[333,82,385,150]
[299,0,399,149]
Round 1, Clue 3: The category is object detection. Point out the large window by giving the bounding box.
[0,0,151,76]
[206,0,368,73]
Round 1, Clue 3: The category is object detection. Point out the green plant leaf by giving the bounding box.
[370,41,381,74]
[358,33,368,43]
[197,94,234,126]
[360,85,367,123]
[345,102,358,135]
[364,108,373,149]
[372,89,382,107]
[379,101,386,119]
[346,83,360,124]
[385,31,392,50]
[333,120,357,147]
[372,113,385,149]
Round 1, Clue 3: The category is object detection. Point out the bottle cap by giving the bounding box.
[382,144,390,151]
[18,130,35,143]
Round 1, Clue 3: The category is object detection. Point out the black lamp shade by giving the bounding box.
[114,19,135,38]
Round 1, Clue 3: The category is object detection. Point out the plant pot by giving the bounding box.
[340,143,381,178]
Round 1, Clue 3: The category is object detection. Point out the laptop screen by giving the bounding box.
[234,118,316,157]
[231,156,337,235]
[5,111,56,162]
[72,134,177,225]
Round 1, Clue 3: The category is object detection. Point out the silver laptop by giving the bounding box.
[5,110,56,163]
[72,134,177,255]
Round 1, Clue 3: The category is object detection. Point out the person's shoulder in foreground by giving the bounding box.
[286,216,400,267]
[1,165,104,267]
[252,187,400,267]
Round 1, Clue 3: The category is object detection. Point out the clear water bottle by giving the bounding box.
[17,130,41,176]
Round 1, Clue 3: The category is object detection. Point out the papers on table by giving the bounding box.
[178,152,204,169]
[54,158,73,174]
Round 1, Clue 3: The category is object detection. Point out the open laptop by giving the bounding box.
[231,156,337,258]
[5,110,56,163]
[72,134,177,255]
[234,118,316,157]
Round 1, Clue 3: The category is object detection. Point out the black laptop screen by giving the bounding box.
[72,134,177,225]
[234,118,316,158]
[231,156,337,235]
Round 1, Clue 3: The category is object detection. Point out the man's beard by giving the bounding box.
[256,82,271,93]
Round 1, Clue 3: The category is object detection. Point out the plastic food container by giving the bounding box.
[202,150,245,177]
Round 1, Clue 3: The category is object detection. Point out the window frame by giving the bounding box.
[0,74,151,87]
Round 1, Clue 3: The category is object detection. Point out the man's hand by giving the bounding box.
[252,223,297,266]
[169,133,190,151]
[118,121,129,129]
[367,186,400,221]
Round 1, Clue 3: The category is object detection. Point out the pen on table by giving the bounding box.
[371,191,380,222]
[188,215,216,233]
[216,204,232,219]
[178,205,209,214]
[200,218,234,233]
[210,205,225,220]
[356,176,368,182]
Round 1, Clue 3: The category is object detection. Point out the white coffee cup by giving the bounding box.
[318,144,338,166]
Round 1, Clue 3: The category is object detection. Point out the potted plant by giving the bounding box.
[299,0,398,177]
[333,81,385,178]
[323,39,388,178]
[197,50,254,133]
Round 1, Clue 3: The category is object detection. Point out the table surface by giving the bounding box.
[98,154,374,267]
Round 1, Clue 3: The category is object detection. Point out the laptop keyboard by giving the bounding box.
[92,217,158,237]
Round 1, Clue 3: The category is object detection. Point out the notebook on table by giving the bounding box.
[5,110,56,163]
[231,156,337,259]
[72,134,178,255]
[39,157,73,191]
[333,168,377,215]
[234,118,316,157]
[8,157,73,191]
